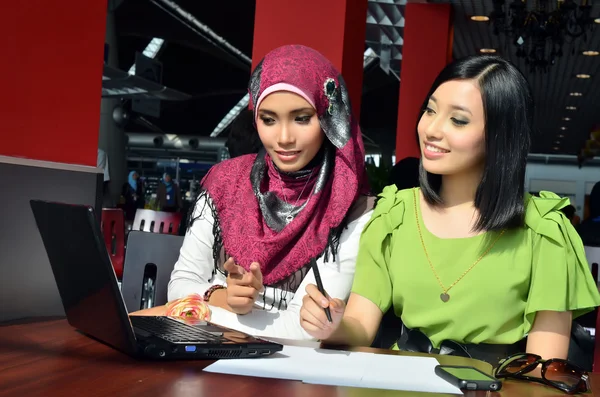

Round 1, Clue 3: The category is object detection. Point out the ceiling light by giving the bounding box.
[570,92,583,96]
[553,147,560,150]
[555,140,562,144]
[471,16,490,22]
[582,50,599,56]
[558,134,565,138]
[561,127,567,130]
[479,48,496,54]
[595,18,600,24]
[128,38,165,75]
[562,117,571,121]
[576,74,591,79]
[566,106,577,110]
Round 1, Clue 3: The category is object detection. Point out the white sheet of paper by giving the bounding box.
[204,345,463,394]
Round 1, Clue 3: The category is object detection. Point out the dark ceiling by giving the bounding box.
[114,0,255,136]
[113,0,600,156]
[451,0,600,155]
[113,0,399,149]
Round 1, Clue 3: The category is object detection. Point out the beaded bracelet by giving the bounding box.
[203,284,226,302]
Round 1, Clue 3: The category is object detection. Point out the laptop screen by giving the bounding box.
[30,201,137,355]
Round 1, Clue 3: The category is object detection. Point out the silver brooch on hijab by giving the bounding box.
[324,78,337,115]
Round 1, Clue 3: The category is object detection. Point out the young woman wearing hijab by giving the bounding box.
[300,55,600,365]
[121,170,145,221]
[166,45,374,339]
[157,173,182,213]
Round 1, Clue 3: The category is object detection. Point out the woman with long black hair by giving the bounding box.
[301,55,600,365]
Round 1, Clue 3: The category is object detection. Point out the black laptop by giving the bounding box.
[30,200,282,360]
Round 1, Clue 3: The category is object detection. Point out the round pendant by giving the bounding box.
[440,293,450,302]
[285,215,294,224]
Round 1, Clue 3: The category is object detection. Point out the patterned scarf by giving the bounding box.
[191,45,369,286]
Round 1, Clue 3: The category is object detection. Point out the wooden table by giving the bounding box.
[0,318,595,397]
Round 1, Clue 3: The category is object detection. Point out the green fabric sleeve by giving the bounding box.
[351,185,407,313]
[523,191,600,333]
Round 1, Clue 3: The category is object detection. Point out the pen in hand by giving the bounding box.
[311,258,333,323]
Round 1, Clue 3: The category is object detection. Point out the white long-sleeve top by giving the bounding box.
[168,195,372,340]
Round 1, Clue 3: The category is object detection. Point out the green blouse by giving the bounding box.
[352,186,600,348]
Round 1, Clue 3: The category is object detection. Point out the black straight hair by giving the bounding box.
[418,55,533,232]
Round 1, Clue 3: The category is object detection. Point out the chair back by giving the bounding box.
[594,306,600,373]
[121,231,184,312]
[585,246,600,282]
[132,209,182,235]
[371,307,403,349]
[586,246,600,372]
[100,208,125,279]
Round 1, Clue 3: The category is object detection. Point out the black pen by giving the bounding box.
[311,258,333,323]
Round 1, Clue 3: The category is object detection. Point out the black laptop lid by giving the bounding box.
[30,200,137,355]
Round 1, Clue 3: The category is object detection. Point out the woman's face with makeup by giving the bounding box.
[418,79,486,176]
[257,91,324,172]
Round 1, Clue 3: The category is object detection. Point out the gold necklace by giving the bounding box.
[412,189,505,302]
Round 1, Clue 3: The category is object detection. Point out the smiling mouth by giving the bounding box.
[275,150,301,155]
[424,144,450,153]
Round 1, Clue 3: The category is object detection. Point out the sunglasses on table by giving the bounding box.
[493,353,590,394]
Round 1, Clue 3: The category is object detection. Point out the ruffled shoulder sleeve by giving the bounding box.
[365,184,408,234]
[523,191,600,332]
[351,185,412,313]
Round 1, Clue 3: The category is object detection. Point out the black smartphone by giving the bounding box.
[435,365,502,391]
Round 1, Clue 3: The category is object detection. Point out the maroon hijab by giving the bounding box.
[194,45,368,286]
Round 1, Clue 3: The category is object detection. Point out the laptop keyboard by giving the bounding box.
[130,316,226,343]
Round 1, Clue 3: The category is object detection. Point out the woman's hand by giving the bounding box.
[215,258,264,315]
[300,283,345,340]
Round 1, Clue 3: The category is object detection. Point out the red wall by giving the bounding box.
[1,0,107,166]
[396,3,454,161]
[252,0,368,120]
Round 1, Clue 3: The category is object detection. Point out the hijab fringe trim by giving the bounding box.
[187,188,350,310]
